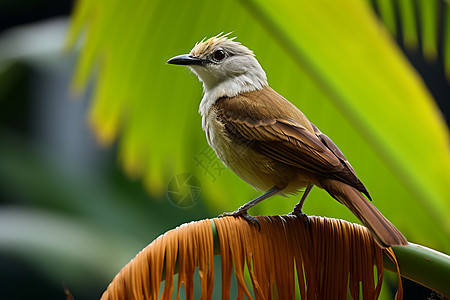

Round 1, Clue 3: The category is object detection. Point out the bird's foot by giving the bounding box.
[289,209,310,229]
[219,209,261,230]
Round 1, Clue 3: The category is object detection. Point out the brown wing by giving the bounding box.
[214,87,371,199]
[310,123,371,199]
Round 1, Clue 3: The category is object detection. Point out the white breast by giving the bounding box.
[201,106,230,166]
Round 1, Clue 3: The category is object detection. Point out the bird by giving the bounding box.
[167,33,407,247]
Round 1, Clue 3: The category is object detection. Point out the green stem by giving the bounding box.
[383,242,450,297]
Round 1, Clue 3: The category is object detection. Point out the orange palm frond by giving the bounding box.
[101,216,402,299]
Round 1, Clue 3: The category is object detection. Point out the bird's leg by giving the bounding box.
[290,184,314,226]
[219,186,281,229]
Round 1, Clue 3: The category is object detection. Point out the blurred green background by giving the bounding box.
[0,0,449,299]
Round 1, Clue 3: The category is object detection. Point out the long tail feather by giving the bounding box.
[321,179,408,247]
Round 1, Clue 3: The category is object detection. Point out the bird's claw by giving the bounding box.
[290,210,310,229]
[219,210,261,230]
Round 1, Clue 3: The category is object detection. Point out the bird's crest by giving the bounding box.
[190,33,254,57]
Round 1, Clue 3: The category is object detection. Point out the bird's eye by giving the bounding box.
[213,49,226,61]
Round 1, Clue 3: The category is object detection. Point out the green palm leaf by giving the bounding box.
[67,0,450,251]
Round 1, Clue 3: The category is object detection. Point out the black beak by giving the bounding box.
[166,54,206,66]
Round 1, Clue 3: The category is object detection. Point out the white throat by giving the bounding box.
[199,73,267,115]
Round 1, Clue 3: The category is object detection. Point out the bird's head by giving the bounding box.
[167,33,267,96]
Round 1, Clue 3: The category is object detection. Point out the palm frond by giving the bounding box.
[372,0,450,78]
[101,216,404,299]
